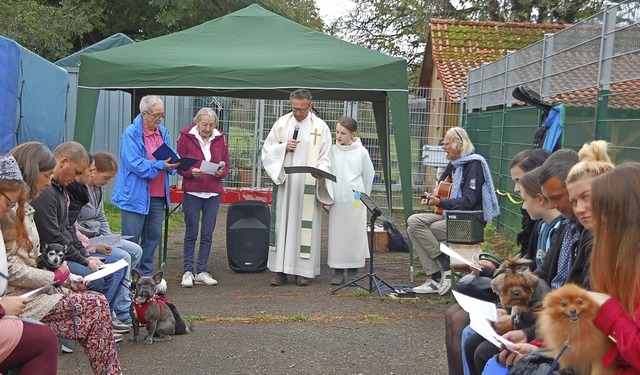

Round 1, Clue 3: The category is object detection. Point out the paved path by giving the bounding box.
[59,206,451,374]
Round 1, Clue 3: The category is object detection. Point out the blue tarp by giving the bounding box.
[0,36,68,154]
[0,37,20,154]
[542,104,565,152]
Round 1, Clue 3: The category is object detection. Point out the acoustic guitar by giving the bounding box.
[432,175,452,215]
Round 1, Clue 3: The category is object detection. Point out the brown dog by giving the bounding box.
[537,284,615,375]
[130,270,178,344]
[490,256,550,334]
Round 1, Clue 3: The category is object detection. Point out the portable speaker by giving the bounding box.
[226,200,270,272]
[446,210,485,244]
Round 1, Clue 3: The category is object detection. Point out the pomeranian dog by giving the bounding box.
[490,256,550,334]
[537,283,615,375]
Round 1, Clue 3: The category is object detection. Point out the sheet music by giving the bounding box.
[440,243,482,271]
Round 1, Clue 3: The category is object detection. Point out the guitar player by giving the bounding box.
[407,127,500,295]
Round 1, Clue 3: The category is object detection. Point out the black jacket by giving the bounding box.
[438,160,484,211]
[31,179,90,266]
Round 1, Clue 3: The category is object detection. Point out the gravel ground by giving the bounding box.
[58,205,452,375]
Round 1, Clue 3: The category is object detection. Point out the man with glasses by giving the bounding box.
[112,95,180,276]
[262,89,333,286]
[407,127,500,295]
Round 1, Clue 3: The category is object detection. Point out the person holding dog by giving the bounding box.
[587,162,640,373]
[445,148,551,375]
[408,127,500,295]
[3,146,123,375]
[176,107,229,288]
[0,155,59,375]
[483,144,612,373]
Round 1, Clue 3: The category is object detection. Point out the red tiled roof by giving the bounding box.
[420,19,567,102]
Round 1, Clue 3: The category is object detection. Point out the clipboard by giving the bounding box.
[284,166,336,182]
[152,143,198,171]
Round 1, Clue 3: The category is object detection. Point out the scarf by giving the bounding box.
[272,113,324,259]
[449,154,500,222]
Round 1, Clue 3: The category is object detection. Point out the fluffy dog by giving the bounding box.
[537,284,615,375]
[130,270,191,345]
[490,256,550,334]
[37,243,67,271]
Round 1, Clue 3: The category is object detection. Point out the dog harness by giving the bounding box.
[133,295,169,325]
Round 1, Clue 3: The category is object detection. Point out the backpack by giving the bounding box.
[382,220,409,252]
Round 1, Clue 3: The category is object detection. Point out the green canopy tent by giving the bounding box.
[74,4,413,223]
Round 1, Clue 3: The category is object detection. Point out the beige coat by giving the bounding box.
[6,204,63,321]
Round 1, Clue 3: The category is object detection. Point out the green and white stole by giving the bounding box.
[273,113,323,259]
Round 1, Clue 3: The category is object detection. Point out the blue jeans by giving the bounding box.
[101,252,126,310]
[183,193,220,274]
[108,244,141,323]
[121,197,165,276]
[462,325,475,375]
[68,261,107,294]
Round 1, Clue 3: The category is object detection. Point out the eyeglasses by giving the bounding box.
[145,111,165,120]
[0,191,17,210]
[291,105,310,114]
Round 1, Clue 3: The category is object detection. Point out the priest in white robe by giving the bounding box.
[261,89,333,286]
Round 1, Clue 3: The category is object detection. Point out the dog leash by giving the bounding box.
[545,338,570,375]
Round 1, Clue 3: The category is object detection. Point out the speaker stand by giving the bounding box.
[331,193,397,300]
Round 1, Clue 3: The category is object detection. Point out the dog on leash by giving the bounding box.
[537,284,615,375]
[130,270,192,345]
[37,243,67,271]
[490,256,550,334]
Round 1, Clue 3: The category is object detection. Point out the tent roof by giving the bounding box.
[55,33,134,68]
[78,4,407,101]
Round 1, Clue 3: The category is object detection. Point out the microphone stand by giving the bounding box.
[331,193,396,300]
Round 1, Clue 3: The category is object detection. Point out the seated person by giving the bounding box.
[408,127,500,295]
[446,148,551,375]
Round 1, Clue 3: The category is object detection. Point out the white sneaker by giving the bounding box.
[438,271,452,295]
[195,272,218,286]
[181,272,194,288]
[412,278,441,294]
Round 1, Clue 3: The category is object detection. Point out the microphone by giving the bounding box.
[293,124,300,140]
[217,161,225,171]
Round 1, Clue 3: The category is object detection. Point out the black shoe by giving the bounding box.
[295,275,309,286]
[331,273,345,285]
[270,272,287,286]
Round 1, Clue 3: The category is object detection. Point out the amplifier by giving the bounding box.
[446,210,485,244]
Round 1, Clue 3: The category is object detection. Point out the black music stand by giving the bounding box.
[331,191,397,300]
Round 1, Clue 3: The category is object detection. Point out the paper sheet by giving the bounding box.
[83,259,128,282]
[452,290,497,321]
[200,160,222,175]
[21,283,53,299]
[88,234,132,247]
[440,243,482,271]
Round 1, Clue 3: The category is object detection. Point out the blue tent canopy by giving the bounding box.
[0,36,68,154]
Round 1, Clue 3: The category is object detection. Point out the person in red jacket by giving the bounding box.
[589,162,640,374]
[177,108,229,288]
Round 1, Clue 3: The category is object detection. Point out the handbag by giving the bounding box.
[455,253,503,303]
